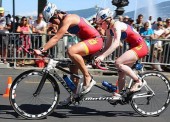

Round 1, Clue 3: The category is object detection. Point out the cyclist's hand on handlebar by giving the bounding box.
[34,49,42,55]
[95,55,105,64]
[94,55,108,70]
[34,48,48,57]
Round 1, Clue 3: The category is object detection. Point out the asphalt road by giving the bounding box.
[0,68,170,122]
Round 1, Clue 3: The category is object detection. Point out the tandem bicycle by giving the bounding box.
[9,51,170,119]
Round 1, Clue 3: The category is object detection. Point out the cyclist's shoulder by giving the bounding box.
[63,14,80,25]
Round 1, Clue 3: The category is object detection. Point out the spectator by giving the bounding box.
[32,13,47,47]
[152,17,163,30]
[32,13,47,34]
[140,21,154,48]
[134,14,144,32]
[118,15,123,22]
[123,16,129,24]
[152,21,166,71]
[0,7,9,64]
[164,18,170,39]
[47,23,58,34]
[16,16,32,66]
[139,21,157,70]
[28,16,34,28]
[5,14,12,31]
[147,16,153,29]
[128,18,135,27]
[10,16,20,32]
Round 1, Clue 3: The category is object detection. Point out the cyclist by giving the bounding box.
[34,2,103,105]
[95,8,148,94]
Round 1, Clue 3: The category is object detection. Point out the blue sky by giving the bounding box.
[2,0,168,16]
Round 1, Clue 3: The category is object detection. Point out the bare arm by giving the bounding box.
[103,30,113,51]
[43,17,71,51]
[16,26,21,33]
[92,29,112,57]
[101,22,121,58]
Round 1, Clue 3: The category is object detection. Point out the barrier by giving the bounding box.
[0,33,170,69]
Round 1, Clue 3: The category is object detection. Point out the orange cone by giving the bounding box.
[3,77,12,98]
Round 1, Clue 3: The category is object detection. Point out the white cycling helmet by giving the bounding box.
[43,2,57,22]
[96,8,114,24]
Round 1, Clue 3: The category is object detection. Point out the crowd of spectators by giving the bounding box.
[0,6,170,70]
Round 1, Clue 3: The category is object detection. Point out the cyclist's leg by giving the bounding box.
[59,64,79,106]
[115,49,144,92]
[117,63,133,92]
[69,64,79,86]
[67,37,103,93]
[67,42,91,86]
[117,71,126,92]
[130,42,148,91]
[109,63,134,104]
[116,41,148,92]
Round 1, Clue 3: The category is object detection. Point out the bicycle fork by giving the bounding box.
[33,71,49,97]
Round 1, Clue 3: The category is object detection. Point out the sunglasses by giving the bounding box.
[22,19,27,21]
[49,16,58,23]
[157,24,163,26]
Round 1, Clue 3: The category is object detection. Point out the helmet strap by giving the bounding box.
[106,18,112,29]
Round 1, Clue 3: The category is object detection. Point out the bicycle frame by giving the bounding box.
[33,58,124,103]
[34,57,156,104]
[33,58,81,96]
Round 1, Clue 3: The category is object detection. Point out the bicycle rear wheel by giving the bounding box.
[9,70,60,119]
[131,71,170,116]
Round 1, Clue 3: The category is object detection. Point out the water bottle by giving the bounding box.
[63,75,76,91]
[135,63,143,70]
[102,81,117,92]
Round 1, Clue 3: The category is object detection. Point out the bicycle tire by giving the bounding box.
[9,70,60,119]
[131,71,170,117]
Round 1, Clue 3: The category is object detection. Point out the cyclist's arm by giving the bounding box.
[93,29,112,57]
[101,22,121,58]
[43,17,71,51]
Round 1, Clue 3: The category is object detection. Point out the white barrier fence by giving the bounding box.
[0,33,170,68]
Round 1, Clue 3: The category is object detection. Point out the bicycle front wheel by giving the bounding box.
[9,70,60,119]
[131,71,170,117]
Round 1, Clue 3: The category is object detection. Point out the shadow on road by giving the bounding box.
[0,104,141,120]
[50,105,140,118]
[0,105,23,120]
